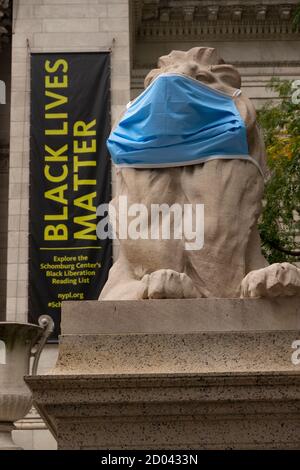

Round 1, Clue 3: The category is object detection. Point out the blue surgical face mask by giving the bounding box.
[107,72,263,176]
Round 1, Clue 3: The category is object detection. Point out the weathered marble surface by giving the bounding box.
[62,297,300,334]
[26,299,300,450]
[26,372,300,450]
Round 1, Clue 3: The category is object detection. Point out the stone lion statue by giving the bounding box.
[100,47,300,300]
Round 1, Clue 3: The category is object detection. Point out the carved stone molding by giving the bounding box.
[134,1,300,41]
[15,407,47,431]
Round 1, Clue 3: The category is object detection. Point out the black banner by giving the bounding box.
[29,52,112,339]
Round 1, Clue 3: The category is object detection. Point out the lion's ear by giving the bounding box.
[211,65,241,89]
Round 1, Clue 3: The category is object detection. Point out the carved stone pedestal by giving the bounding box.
[0,423,22,450]
[26,298,300,449]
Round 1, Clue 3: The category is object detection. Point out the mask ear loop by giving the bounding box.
[233,89,242,97]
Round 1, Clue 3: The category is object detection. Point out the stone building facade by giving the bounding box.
[2,0,131,449]
[5,0,130,326]
[0,0,299,450]
[131,0,300,104]
[0,0,11,321]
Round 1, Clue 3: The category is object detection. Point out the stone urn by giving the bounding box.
[0,315,54,450]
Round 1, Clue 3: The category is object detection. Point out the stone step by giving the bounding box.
[51,298,300,375]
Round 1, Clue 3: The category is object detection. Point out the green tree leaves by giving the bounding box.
[258,78,300,263]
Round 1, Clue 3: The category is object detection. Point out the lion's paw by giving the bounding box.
[241,262,300,298]
[142,269,199,299]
